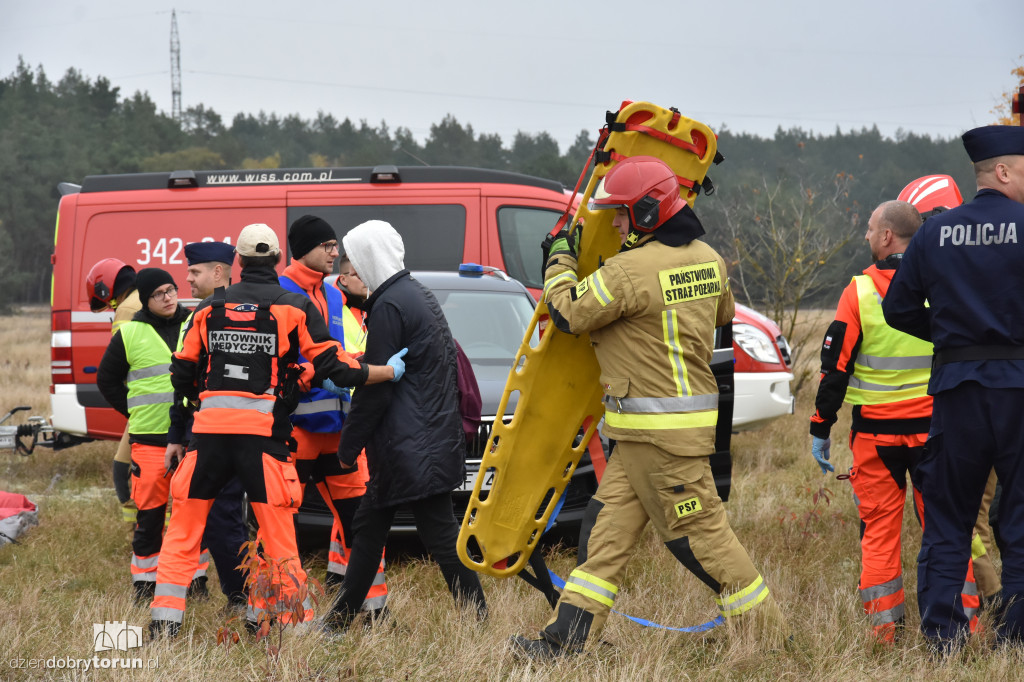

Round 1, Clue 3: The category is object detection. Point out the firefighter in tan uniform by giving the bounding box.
[86,258,142,524]
[512,156,788,660]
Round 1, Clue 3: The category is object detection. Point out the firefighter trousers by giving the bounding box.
[848,431,978,641]
[292,427,386,609]
[130,443,208,587]
[150,433,311,627]
[542,442,788,649]
[972,469,1001,598]
[918,384,1024,646]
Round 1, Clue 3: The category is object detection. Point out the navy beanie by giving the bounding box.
[288,215,336,259]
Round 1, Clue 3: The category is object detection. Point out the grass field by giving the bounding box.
[0,307,1018,681]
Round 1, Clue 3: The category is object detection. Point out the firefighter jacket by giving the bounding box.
[884,188,1024,393]
[337,270,465,508]
[111,289,142,336]
[280,260,348,433]
[98,305,191,447]
[543,235,733,457]
[810,257,933,439]
[170,264,369,442]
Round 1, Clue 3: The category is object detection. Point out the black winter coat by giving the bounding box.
[338,270,465,508]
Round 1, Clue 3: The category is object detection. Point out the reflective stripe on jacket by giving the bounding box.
[544,237,733,456]
[845,275,932,405]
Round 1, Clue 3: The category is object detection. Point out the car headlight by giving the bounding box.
[733,323,780,364]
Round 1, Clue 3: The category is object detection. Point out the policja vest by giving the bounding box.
[845,275,932,406]
[279,275,348,432]
[120,319,181,435]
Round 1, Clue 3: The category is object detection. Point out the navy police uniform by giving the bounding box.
[883,125,1024,645]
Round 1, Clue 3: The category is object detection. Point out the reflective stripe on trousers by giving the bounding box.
[563,568,618,608]
[860,576,905,627]
[716,574,770,617]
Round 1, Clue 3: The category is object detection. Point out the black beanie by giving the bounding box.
[288,215,336,259]
[136,267,176,303]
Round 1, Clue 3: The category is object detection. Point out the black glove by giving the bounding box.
[542,222,582,271]
[112,460,132,504]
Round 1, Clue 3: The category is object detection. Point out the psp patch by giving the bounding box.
[574,278,590,299]
[674,496,703,518]
[659,262,721,306]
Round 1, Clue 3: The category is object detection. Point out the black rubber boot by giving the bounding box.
[510,603,592,661]
[133,581,156,606]
[148,620,180,639]
[187,576,210,600]
[509,634,573,661]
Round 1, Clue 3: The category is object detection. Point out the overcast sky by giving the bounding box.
[3,1,1022,153]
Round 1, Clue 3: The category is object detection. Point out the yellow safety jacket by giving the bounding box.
[120,320,180,435]
[544,237,733,456]
[845,274,932,405]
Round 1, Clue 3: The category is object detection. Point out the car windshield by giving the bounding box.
[431,289,538,365]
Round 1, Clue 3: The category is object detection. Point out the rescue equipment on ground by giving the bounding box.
[0,490,37,547]
[456,101,721,578]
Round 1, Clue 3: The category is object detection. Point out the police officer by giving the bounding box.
[148,223,406,637]
[883,126,1024,647]
[279,215,386,609]
[897,175,1003,612]
[512,156,788,659]
[164,241,250,609]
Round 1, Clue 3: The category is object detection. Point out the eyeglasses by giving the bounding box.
[150,285,178,301]
[320,241,340,254]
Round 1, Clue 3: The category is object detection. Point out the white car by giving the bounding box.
[731,303,795,430]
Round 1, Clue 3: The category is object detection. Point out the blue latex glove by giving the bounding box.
[811,436,834,474]
[321,377,348,397]
[387,348,408,382]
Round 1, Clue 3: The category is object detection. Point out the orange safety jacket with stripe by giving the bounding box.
[810,256,933,439]
[171,264,369,442]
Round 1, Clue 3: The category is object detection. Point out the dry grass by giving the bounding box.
[0,307,1016,681]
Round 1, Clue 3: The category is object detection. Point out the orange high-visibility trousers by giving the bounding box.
[849,431,978,641]
[130,443,208,587]
[150,434,311,627]
[291,427,387,609]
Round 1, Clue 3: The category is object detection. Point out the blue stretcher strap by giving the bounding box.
[546,570,724,633]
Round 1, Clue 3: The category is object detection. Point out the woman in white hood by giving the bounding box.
[326,220,487,631]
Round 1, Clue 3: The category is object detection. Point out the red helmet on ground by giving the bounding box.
[86,258,136,312]
[897,175,964,215]
[589,155,685,233]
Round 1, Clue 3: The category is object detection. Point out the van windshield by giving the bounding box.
[289,205,466,272]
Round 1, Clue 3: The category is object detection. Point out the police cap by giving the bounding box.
[962,125,1024,163]
[185,241,235,266]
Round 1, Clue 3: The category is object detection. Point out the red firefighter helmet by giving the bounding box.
[86,258,135,312]
[897,175,964,215]
[588,156,686,232]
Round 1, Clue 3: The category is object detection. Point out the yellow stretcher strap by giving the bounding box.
[457,102,719,578]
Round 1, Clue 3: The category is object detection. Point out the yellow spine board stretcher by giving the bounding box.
[457,101,719,578]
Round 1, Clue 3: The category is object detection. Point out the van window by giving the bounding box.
[496,206,562,289]
[289,205,466,272]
